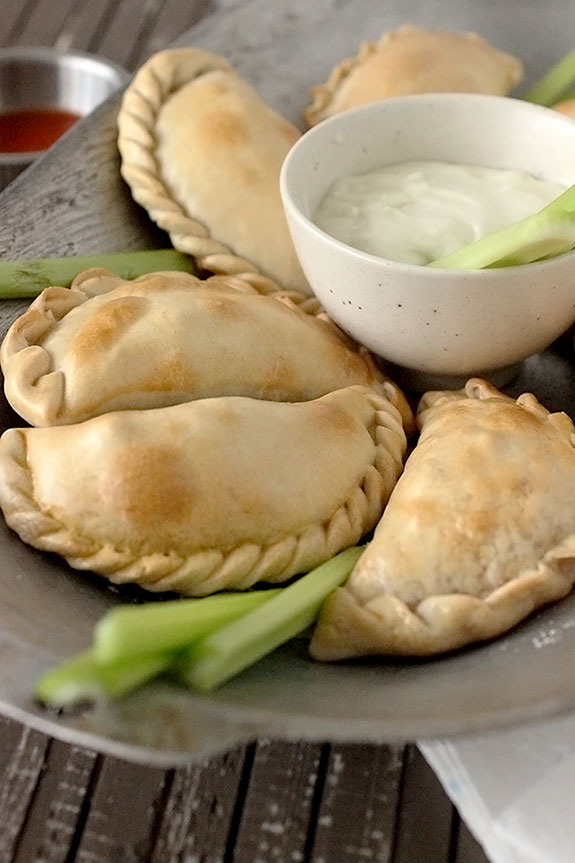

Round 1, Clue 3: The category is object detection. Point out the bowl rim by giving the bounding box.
[0,45,130,81]
[280,92,575,276]
[0,46,130,164]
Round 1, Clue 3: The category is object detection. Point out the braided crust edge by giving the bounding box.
[0,389,406,597]
[117,47,295,294]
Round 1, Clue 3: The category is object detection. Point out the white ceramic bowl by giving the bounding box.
[280,94,575,390]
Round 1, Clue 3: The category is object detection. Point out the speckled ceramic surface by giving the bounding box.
[281,94,575,391]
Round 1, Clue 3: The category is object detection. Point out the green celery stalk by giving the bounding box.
[524,49,575,106]
[429,186,575,270]
[177,545,365,692]
[34,649,171,708]
[544,183,575,214]
[94,589,281,663]
[0,248,195,299]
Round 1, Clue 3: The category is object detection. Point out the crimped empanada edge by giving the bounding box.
[117,47,304,297]
[303,25,523,127]
[303,39,376,127]
[0,269,412,428]
[310,534,575,660]
[1,285,89,427]
[311,379,575,661]
[0,388,406,597]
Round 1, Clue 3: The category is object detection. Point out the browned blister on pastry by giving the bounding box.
[311,378,575,660]
[304,26,523,126]
[0,386,406,596]
[0,268,413,430]
[117,47,309,294]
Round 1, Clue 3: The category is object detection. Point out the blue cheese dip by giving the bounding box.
[314,161,566,265]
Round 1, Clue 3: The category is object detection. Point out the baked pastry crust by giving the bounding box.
[0,268,413,429]
[117,47,309,294]
[304,26,523,126]
[0,386,406,596]
[310,378,575,659]
[553,98,575,117]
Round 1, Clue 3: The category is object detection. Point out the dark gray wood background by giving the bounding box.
[0,1,489,860]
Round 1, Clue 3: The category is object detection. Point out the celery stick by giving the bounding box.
[177,546,365,692]
[0,248,195,299]
[544,183,575,214]
[524,49,575,106]
[429,189,575,270]
[34,649,171,708]
[94,589,281,663]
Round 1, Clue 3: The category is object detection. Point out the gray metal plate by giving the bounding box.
[1,0,575,766]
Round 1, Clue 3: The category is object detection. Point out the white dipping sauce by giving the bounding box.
[314,161,566,265]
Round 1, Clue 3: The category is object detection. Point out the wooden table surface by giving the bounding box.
[0,2,490,860]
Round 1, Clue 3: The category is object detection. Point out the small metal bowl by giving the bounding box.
[0,46,129,186]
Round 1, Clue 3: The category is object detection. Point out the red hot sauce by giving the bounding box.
[0,107,80,154]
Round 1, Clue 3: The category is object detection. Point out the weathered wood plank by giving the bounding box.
[132,0,212,66]
[149,744,247,862]
[0,717,49,862]
[90,0,167,70]
[454,818,490,863]
[72,756,168,863]
[58,0,128,60]
[393,745,455,863]
[10,0,80,49]
[231,739,323,863]
[11,739,98,863]
[0,0,38,46]
[309,742,405,863]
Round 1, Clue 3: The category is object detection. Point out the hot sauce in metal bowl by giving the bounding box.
[0,107,80,153]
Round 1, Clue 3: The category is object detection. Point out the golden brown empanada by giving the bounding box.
[304,26,523,126]
[310,378,575,660]
[0,268,412,429]
[117,47,309,294]
[0,386,406,596]
[553,98,575,118]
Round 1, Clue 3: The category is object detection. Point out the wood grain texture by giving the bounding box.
[72,756,168,863]
[0,717,49,861]
[10,0,82,49]
[231,739,323,863]
[310,743,405,863]
[134,0,212,66]
[93,0,170,71]
[11,740,98,863]
[454,820,492,863]
[393,746,456,863]
[149,745,247,862]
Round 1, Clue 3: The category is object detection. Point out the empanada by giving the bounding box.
[0,386,407,596]
[311,378,575,660]
[117,47,309,294]
[553,98,575,118]
[304,26,523,126]
[0,268,412,429]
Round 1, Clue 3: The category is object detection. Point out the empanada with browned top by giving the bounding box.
[0,386,406,596]
[311,379,575,660]
[0,268,412,429]
[304,26,523,126]
[117,47,308,294]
